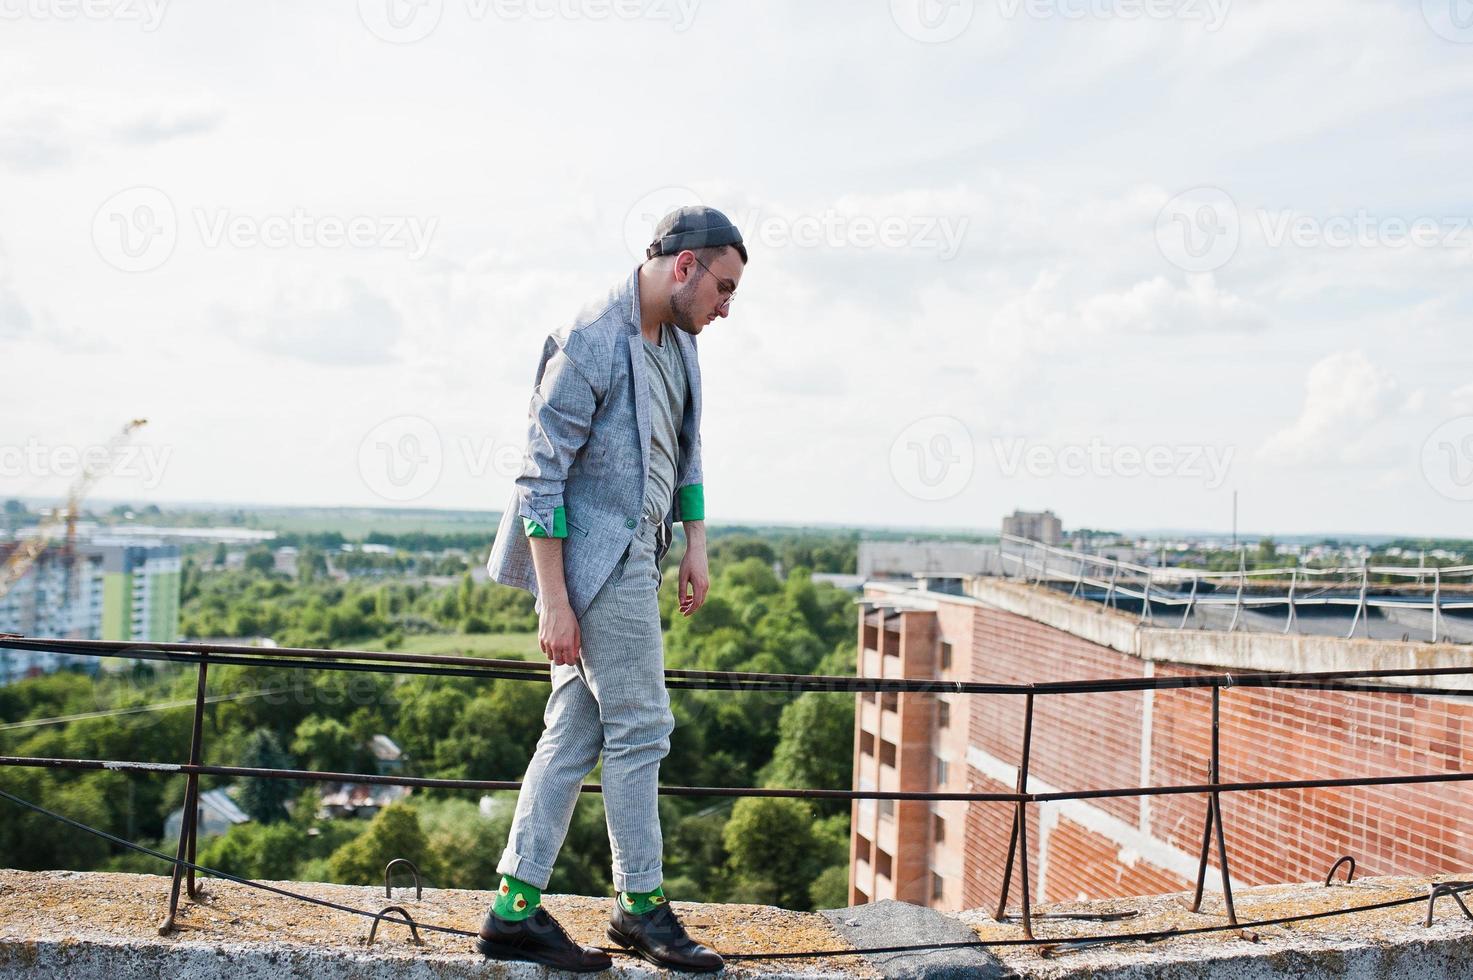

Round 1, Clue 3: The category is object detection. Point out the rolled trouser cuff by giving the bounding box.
[613,863,664,894]
[496,848,555,891]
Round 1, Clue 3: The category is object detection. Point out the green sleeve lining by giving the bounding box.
[523,505,567,539]
[675,484,705,522]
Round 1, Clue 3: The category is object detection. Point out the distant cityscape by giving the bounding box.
[2,502,1467,690]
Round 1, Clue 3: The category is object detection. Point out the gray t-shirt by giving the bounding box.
[641,323,688,523]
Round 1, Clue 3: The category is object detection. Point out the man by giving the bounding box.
[477,206,747,973]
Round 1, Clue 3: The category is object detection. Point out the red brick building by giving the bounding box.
[849,577,1473,911]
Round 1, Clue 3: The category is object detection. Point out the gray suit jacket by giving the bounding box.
[486,267,705,618]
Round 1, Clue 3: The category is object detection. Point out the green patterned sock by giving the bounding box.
[619,885,667,915]
[493,874,541,921]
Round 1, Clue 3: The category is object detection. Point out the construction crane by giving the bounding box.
[0,419,149,604]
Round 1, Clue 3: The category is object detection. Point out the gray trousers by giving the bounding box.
[497,515,674,893]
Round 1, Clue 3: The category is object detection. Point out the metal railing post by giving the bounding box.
[1347,560,1370,640]
[159,653,209,935]
[1188,685,1240,929]
[1227,551,1246,633]
[1180,575,1199,630]
[994,691,1037,938]
[1283,567,1298,635]
[1432,567,1442,644]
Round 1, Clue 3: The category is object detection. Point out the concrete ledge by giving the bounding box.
[1138,629,1473,691]
[961,875,1473,979]
[962,578,1142,656]
[5,871,1473,978]
[938,577,1473,692]
[0,870,872,979]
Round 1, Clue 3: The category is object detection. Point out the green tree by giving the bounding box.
[243,548,275,575]
[761,692,854,816]
[197,820,313,880]
[291,716,364,774]
[326,802,443,885]
[722,797,822,910]
[235,729,295,824]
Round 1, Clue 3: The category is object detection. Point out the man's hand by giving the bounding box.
[538,596,582,666]
[678,522,710,617]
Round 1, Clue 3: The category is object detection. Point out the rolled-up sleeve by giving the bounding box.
[518,337,596,538]
[673,428,704,522]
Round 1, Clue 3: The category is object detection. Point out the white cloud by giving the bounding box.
[0,96,222,173]
[1077,275,1262,335]
[1258,350,1401,467]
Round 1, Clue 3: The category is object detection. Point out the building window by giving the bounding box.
[879,798,895,821]
[876,849,893,879]
[935,758,949,785]
[862,690,876,704]
[931,872,945,901]
[883,629,900,657]
[860,731,875,757]
[863,624,879,651]
[937,700,950,729]
[855,889,869,905]
[940,641,953,670]
[881,691,898,713]
[933,813,946,844]
[856,835,871,863]
[880,740,897,768]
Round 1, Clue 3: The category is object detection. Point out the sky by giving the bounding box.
[1,0,1471,538]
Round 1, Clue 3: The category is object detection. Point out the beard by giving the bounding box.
[667,275,706,334]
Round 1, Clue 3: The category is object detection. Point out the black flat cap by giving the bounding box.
[646,205,747,262]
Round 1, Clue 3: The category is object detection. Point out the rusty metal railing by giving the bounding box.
[4,633,1473,954]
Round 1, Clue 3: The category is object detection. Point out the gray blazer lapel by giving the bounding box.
[626,276,653,481]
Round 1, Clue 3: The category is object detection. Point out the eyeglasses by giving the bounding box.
[689,254,737,311]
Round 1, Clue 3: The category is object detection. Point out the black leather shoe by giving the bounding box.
[607,900,724,973]
[475,906,612,973]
